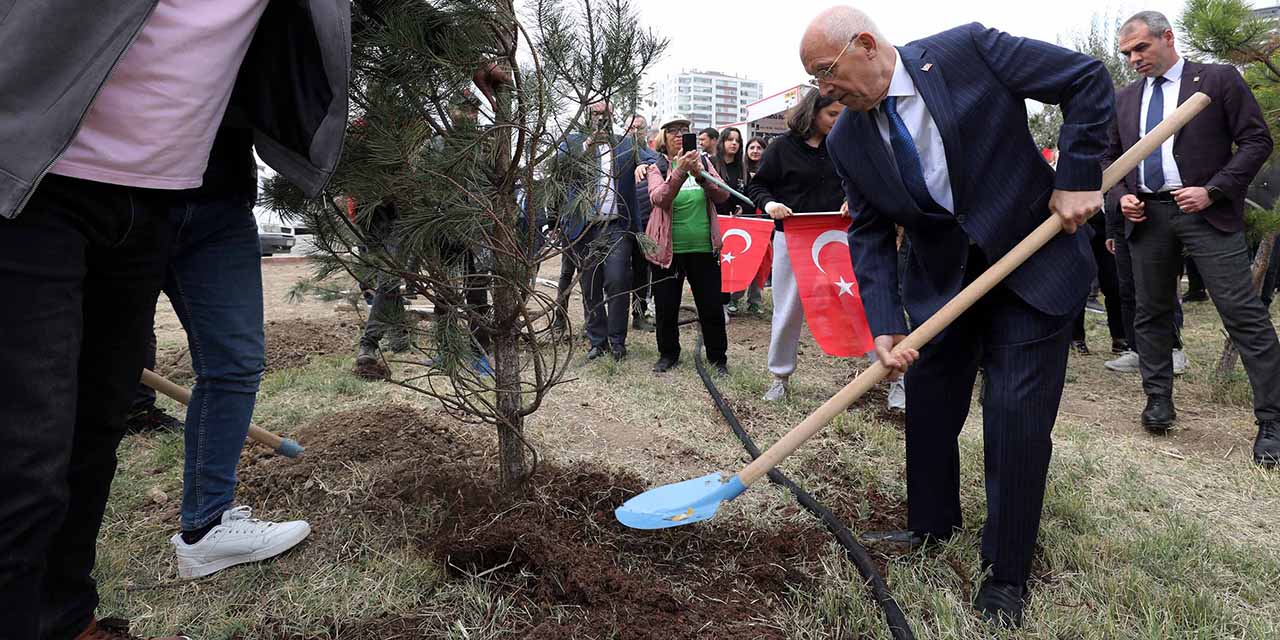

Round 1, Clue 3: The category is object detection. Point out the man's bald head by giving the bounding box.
[800,6,886,61]
[800,6,895,112]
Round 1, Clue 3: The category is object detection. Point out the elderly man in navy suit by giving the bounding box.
[800,6,1113,627]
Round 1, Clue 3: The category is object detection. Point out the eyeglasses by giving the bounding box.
[666,127,690,135]
[809,36,856,87]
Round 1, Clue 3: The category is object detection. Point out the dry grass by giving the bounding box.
[97,265,1280,639]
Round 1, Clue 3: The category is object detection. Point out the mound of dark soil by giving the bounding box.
[238,405,833,639]
[263,319,359,373]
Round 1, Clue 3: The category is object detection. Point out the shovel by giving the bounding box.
[140,368,305,458]
[616,92,1211,530]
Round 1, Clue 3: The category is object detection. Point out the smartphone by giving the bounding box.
[681,132,697,154]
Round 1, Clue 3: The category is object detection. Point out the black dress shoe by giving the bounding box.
[611,346,627,362]
[1071,339,1090,355]
[711,360,729,376]
[857,529,943,552]
[1141,395,1176,433]
[124,406,185,434]
[652,356,679,372]
[1182,289,1209,303]
[974,577,1027,628]
[1255,419,1280,468]
[586,346,605,360]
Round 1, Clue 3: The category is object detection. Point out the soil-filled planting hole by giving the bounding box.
[237,405,838,639]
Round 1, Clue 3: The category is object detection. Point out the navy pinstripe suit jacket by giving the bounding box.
[829,23,1113,338]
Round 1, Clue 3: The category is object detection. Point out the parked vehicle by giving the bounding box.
[255,206,295,256]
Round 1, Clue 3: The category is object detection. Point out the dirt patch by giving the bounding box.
[263,319,361,374]
[238,405,832,639]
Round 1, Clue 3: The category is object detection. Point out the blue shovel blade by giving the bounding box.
[615,472,748,529]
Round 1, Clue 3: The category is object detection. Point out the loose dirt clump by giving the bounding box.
[237,404,833,639]
[263,319,360,373]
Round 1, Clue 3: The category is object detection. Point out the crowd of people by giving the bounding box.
[1,2,1279,638]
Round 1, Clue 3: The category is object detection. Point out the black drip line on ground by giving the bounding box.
[692,332,916,640]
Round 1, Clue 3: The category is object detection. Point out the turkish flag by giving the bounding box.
[784,215,875,357]
[718,216,774,293]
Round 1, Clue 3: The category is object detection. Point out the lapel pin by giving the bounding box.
[921,63,933,72]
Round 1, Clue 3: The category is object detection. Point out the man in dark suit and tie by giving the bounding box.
[800,6,1113,626]
[1106,12,1279,466]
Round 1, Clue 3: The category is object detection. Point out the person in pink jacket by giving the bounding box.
[644,114,732,374]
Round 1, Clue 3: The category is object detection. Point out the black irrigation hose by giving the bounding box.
[693,334,916,640]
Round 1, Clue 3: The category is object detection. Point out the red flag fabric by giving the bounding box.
[717,216,775,293]
[783,215,875,357]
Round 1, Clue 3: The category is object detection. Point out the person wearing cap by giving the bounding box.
[643,114,732,375]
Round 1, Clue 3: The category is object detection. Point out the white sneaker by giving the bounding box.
[762,377,789,402]
[171,506,311,579]
[723,304,731,325]
[1172,348,1188,375]
[1104,350,1140,373]
[887,378,906,411]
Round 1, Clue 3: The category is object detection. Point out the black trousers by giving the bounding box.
[1129,199,1280,420]
[1113,229,1183,350]
[554,237,579,328]
[1263,235,1280,309]
[630,234,651,316]
[1185,255,1206,294]
[0,174,172,640]
[652,252,727,364]
[571,219,632,350]
[1074,225,1125,342]
[904,248,1078,586]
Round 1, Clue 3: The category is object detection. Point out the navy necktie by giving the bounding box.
[1143,76,1166,192]
[882,96,942,213]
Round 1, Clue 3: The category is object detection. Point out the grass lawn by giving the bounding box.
[98,263,1280,639]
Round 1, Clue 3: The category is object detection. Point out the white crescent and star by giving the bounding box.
[811,230,848,275]
[811,230,856,297]
[721,228,752,265]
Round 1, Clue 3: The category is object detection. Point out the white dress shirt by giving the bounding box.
[595,142,617,218]
[873,52,955,214]
[1138,56,1185,193]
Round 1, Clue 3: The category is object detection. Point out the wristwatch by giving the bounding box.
[1206,186,1225,203]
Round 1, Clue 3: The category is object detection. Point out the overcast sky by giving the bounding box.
[633,0,1222,98]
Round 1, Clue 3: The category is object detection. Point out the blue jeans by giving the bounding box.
[164,195,265,530]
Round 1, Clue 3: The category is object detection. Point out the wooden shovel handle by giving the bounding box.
[738,92,1211,487]
[139,368,291,454]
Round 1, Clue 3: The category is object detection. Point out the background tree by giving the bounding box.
[265,0,665,489]
[1179,0,1280,380]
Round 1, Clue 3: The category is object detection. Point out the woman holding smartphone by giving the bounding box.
[747,89,846,401]
[644,114,732,375]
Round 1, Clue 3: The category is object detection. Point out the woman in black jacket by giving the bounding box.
[746,88,846,401]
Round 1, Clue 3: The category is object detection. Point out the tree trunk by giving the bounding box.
[491,280,528,489]
[491,83,528,490]
[1215,230,1277,378]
